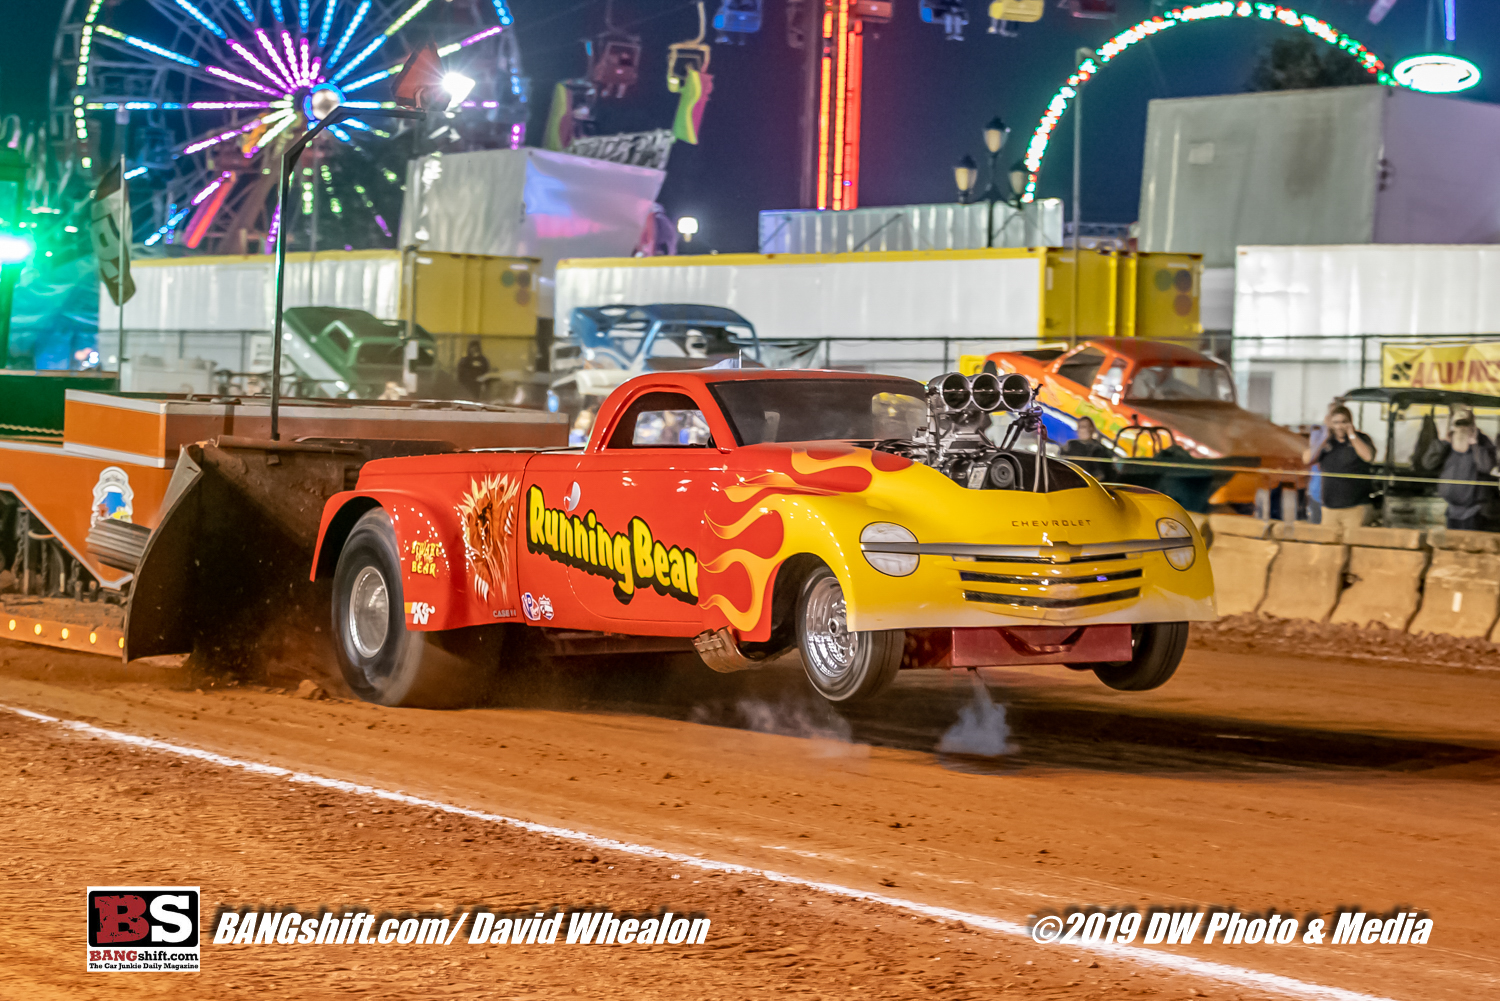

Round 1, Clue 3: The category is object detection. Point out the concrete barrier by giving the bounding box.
[1329,547,1430,631]
[1270,522,1343,544]
[1345,526,1425,551]
[1408,550,1500,639]
[1259,541,1349,622]
[1208,514,1272,540]
[1327,525,1430,632]
[1207,534,1280,616]
[1425,528,1499,554]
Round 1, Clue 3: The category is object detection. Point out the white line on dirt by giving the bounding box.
[5,702,1399,1001]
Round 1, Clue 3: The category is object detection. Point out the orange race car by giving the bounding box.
[309,369,1214,709]
[970,339,1307,506]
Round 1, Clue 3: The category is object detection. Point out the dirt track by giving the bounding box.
[2,638,1498,1000]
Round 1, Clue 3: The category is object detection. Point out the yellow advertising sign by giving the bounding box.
[1383,343,1500,396]
[990,0,1045,22]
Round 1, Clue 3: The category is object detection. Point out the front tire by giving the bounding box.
[795,566,903,703]
[332,509,496,707]
[1091,622,1188,691]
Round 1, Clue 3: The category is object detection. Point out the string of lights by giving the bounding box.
[1019,2,1393,203]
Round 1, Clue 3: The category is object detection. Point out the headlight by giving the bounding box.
[861,522,919,577]
[1157,517,1195,570]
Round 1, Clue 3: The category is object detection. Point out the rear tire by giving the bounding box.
[332,508,497,708]
[1091,622,1188,692]
[795,566,903,703]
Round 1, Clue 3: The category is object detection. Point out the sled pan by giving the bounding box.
[124,436,455,667]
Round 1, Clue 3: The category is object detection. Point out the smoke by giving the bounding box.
[688,694,862,759]
[734,697,853,743]
[937,672,1013,757]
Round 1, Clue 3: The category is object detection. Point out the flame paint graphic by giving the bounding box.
[700,445,902,635]
[701,547,785,632]
[456,473,521,607]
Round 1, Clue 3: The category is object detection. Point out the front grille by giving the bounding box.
[959,568,1142,587]
[965,552,1129,565]
[963,587,1141,610]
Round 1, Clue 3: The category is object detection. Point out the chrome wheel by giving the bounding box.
[347,566,390,660]
[794,566,904,703]
[802,574,860,686]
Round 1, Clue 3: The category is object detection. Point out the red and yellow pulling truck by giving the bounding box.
[309,368,1215,707]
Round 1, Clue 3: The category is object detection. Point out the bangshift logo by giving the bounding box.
[86,887,200,972]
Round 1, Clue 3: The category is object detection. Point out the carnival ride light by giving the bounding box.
[1392,53,1480,94]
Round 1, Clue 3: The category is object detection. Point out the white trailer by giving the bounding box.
[1231,244,1500,428]
[556,249,1047,383]
[555,248,1203,383]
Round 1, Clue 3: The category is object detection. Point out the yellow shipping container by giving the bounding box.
[397,250,542,377]
[123,248,542,381]
[1041,248,1202,342]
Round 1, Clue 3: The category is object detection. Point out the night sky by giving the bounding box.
[3,0,1496,251]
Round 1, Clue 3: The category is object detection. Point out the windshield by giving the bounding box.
[648,324,757,360]
[1125,364,1236,403]
[709,378,927,445]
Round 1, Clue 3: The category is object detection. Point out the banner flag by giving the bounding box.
[91,162,135,307]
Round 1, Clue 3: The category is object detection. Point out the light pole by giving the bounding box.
[991,159,1031,247]
[1008,161,1029,204]
[269,43,471,439]
[1071,46,1090,348]
[269,105,423,439]
[979,116,1009,202]
[953,155,979,205]
[979,116,1010,248]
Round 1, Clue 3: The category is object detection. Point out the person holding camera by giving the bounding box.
[1062,416,1115,462]
[1303,405,1376,531]
[1422,405,1497,530]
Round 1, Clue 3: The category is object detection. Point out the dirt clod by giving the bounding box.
[294,679,327,700]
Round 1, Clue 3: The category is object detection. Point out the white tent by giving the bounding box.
[399,148,666,317]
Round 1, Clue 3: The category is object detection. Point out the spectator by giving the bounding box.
[1303,403,1342,525]
[1422,405,1496,530]
[1302,405,1375,531]
[570,407,598,448]
[456,340,490,399]
[1062,417,1114,463]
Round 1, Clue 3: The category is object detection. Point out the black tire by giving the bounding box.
[794,565,903,703]
[331,508,498,708]
[1091,622,1188,692]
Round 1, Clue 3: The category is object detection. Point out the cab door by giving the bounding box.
[556,388,728,634]
[514,451,586,628]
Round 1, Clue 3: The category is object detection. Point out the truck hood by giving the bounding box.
[1126,402,1305,466]
[725,441,1153,546]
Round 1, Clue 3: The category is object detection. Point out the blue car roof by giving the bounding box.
[570,304,754,348]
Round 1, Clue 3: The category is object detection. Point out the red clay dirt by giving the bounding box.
[1,637,1497,1000]
[1193,613,1500,672]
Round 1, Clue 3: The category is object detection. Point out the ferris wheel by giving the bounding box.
[50,0,528,255]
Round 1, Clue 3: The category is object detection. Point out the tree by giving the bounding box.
[1247,35,1377,92]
